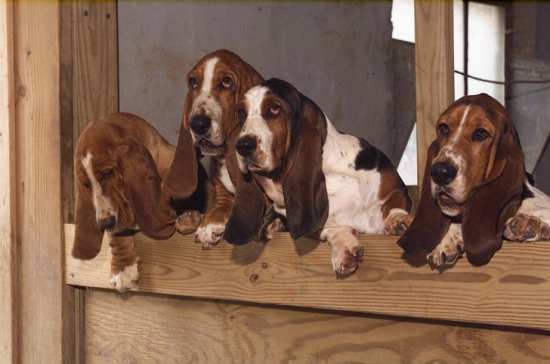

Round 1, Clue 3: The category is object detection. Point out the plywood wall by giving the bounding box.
[85,289,550,364]
[117,1,407,163]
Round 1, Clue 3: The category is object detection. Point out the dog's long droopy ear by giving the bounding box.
[122,142,176,240]
[462,122,525,266]
[73,173,104,260]
[397,141,451,264]
[282,97,329,240]
[164,93,198,199]
[223,129,268,245]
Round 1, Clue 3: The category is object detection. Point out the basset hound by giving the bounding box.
[73,113,208,291]
[224,78,412,277]
[398,94,550,269]
[164,49,280,248]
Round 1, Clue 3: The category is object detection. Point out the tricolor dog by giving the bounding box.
[73,113,208,291]
[225,78,412,277]
[164,49,277,248]
[398,94,550,269]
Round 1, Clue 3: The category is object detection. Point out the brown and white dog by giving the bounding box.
[164,49,271,248]
[398,94,550,269]
[73,113,208,291]
[224,78,412,276]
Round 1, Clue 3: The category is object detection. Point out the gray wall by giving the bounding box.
[118,1,401,162]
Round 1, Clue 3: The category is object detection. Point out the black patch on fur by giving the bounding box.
[526,172,535,186]
[521,182,535,200]
[170,162,209,215]
[256,207,287,241]
[354,138,393,172]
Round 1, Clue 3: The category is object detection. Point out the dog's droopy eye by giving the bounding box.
[221,76,234,89]
[189,76,199,89]
[267,105,281,118]
[99,169,114,180]
[438,123,450,137]
[472,128,490,142]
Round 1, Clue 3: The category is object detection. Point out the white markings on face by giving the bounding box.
[238,86,275,173]
[190,57,223,147]
[432,105,472,205]
[450,105,471,147]
[81,151,117,223]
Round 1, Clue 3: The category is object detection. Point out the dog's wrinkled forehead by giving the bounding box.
[189,56,219,96]
[441,94,507,131]
[244,86,269,115]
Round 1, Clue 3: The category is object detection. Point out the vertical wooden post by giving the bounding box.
[11,1,76,362]
[415,2,454,186]
[60,2,118,362]
[0,1,17,362]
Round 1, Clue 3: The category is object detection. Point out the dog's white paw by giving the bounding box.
[195,223,225,249]
[175,210,202,235]
[427,238,463,270]
[110,262,139,293]
[331,244,364,278]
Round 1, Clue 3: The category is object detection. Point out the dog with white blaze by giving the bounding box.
[398,94,550,269]
[224,78,412,277]
[164,49,283,249]
[73,113,208,292]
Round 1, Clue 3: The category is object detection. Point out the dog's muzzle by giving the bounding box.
[98,216,116,231]
[190,114,211,136]
[236,135,258,157]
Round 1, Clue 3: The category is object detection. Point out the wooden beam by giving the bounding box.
[72,0,118,134]
[12,2,72,362]
[65,225,550,332]
[85,290,550,363]
[61,0,118,223]
[414,2,454,186]
[0,2,17,362]
[60,2,118,363]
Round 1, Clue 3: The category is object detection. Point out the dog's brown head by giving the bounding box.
[165,49,263,198]
[399,94,526,266]
[73,116,176,260]
[226,78,329,241]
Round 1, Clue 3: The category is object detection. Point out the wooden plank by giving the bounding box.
[72,0,118,136]
[414,2,454,186]
[85,289,550,363]
[60,3,118,363]
[0,2,16,362]
[62,0,118,223]
[12,2,70,362]
[65,224,550,332]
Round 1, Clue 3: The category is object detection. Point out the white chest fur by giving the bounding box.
[254,119,386,233]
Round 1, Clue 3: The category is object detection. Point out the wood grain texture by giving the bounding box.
[0,2,16,362]
[65,224,550,332]
[60,2,119,362]
[62,0,118,223]
[13,2,69,362]
[414,1,454,187]
[72,0,118,135]
[85,289,550,364]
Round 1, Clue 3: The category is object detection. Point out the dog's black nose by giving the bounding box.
[190,115,211,136]
[99,216,116,231]
[431,162,458,186]
[236,135,257,157]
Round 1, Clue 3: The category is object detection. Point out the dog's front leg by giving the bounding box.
[427,223,464,270]
[504,186,550,242]
[321,226,364,278]
[195,177,234,249]
[109,234,140,292]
